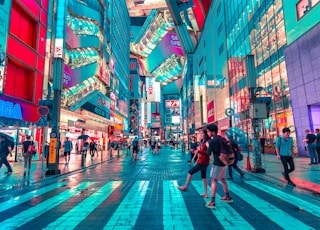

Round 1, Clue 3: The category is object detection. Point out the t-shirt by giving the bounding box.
[0,140,10,157]
[276,136,294,156]
[23,141,33,153]
[64,140,73,152]
[306,133,316,144]
[207,137,224,166]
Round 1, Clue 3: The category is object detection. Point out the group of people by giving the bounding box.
[178,124,301,209]
[179,124,241,209]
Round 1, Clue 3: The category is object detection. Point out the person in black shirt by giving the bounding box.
[23,135,34,176]
[316,129,320,163]
[304,130,318,165]
[0,136,13,174]
[206,124,232,209]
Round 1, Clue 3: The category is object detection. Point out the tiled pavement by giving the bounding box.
[0,146,319,229]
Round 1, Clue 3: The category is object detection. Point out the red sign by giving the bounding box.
[166,100,180,108]
[148,86,153,95]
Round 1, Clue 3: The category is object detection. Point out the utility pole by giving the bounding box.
[46,0,66,175]
[246,55,265,173]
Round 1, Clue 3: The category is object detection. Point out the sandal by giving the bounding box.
[178,186,188,192]
[200,194,208,198]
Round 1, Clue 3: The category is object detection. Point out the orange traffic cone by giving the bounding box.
[245,156,252,170]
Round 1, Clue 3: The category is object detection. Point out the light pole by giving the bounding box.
[46,0,67,175]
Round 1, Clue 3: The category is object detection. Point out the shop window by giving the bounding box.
[296,0,320,20]
[9,2,37,49]
[4,59,34,102]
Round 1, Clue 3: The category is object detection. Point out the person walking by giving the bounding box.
[275,127,296,187]
[63,137,73,165]
[22,136,35,176]
[226,137,244,180]
[188,136,198,164]
[304,129,318,165]
[178,129,210,198]
[0,136,13,174]
[206,124,233,209]
[132,137,139,160]
[89,140,95,159]
[260,137,266,154]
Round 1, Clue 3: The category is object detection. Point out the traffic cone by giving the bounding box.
[245,156,252,170]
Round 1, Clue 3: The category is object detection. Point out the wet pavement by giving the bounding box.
[0,146,319,229]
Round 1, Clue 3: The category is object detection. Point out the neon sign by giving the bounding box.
[0,100,23,120]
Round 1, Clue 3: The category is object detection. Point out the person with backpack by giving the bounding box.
[22,135,35,176]
[63,137,73,165]
[206,124,233,209]
[276,127,296,186]
[0,136,13,174]
[226,137,244,180]
[132,137,139,160]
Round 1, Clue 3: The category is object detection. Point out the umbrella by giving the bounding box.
[0,132,14,142]
[78,134,89,140]
[225,127,248,146]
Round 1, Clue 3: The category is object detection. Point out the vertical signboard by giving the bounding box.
[207,100,215,123]
[0,0,12,93]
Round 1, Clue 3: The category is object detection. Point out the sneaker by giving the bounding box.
[5,171,13,174]
[287,181,296,187]
[240,173,244,178]
[220,196,233,203]
[227,176,233,180]
[206,201,216,209]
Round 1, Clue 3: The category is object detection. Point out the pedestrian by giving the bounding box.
[89,140,95,159]
[316,128,320,162]
[226,137,244,180]
[181,138,186,153]
[0,136,13,174]
[22,135,35,176]
[83,139,89,158]
[132,137,139,160]
[63,137,73,165]
[275,127,296,186]
[188,136,198,164]
[178,129,210,198]
[156,139,161,154]
[206,124,233,209]
[304,130,318,165]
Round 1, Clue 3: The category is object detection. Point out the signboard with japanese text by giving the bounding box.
[165,100,180,108]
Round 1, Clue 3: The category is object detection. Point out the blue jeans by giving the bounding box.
[307,143,318,164]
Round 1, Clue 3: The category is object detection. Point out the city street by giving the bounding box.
[0,146,319,229]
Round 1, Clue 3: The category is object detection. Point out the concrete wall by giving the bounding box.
[284,23,320,156]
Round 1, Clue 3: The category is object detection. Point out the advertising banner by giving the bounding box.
[207,100,215,123]
[0,0,12,94]
[81,92,110,119]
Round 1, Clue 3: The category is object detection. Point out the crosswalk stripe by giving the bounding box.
[164,180,194,230]
[0,182,68,213]
[0,182,95,229]
[103,181,149,229]
[43,181,122,229]
[191,181,255,230]
[228,181,315,229]
[245,181,320,217]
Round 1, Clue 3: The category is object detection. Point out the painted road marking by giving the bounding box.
[0,182,95,229]
[164,180,194,230]
[0,182,68,213]
[43,181,122,229]
[245,180,320,217]
[103,181,149,229]
[228,182,315,229]
[192,181,255,230]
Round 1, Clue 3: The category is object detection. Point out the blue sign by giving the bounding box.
[0,99,22,120]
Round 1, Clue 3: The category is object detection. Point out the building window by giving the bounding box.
[219,43,224,55]
[296,0,320,20]
[218,23,223,36]
[4,60,34,102]
[10,2,37,49]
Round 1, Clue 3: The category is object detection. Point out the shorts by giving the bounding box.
[188,163,208,179]
[210,165,226,179]
[64,151,71,156]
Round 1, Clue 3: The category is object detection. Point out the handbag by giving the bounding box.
[28,144,37,155]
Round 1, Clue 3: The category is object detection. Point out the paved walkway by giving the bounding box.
[1,147,319,196]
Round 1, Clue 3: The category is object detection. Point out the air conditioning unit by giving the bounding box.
[250,103,267,119]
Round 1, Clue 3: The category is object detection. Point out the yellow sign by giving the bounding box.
[49,138,57,163]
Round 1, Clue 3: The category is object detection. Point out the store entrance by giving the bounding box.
[309,104,320,131]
